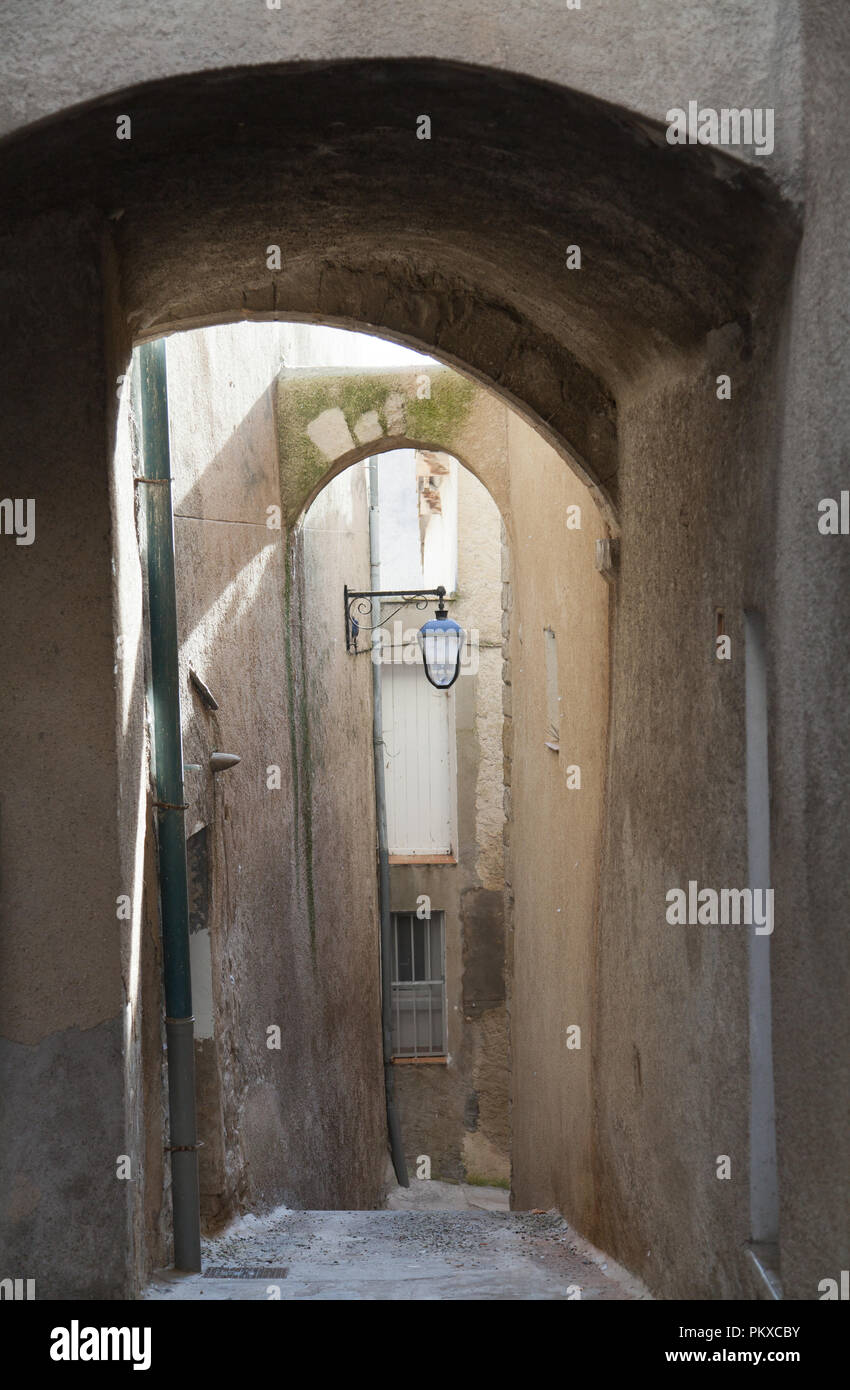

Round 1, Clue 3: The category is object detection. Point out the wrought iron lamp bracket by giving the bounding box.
[344,585,446,653]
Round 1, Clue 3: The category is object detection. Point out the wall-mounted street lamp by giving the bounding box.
[344,584,466,689]
[417,592,465,689]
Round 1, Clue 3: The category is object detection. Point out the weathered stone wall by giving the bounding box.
[286,465,388,1208]
[769,0,850,1301]
[504,414,610,1236]
[168,322,286,1228]
[589,329,776,1299]
[0,212,139,1298]
[163,323,386,1225]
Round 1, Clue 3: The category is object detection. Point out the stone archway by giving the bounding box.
[0,60,796,516]
[277,364,510,524]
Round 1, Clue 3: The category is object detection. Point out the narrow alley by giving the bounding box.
[144,1185,646,1301]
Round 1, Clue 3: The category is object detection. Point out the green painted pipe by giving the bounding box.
[138,338,202,1272]
[369,457,409,1188]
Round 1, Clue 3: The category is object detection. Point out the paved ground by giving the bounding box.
[144,1182,648,1300]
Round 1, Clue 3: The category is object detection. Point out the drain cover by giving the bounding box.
[204,1266,289,1279]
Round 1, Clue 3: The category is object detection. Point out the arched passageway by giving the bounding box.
[151,322,609,1267]
[0,44,846,1308]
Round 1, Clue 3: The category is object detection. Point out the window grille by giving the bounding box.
[390,911,446,1057]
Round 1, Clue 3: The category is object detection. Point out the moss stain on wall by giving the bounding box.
[295,563,318,967]
[282,535,301,900]
[405,373,476,442]
[277,369,477,523]
[283,528,318,964]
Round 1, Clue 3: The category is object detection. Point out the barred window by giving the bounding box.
[391,911,446,1057]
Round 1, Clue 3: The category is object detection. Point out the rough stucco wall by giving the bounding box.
[0,212,135,1298]
[770,2,850,1301]
[292,465,387,1207]
[457,463,505,892]
[456,464,509,1181]
[591,316,782,1299]
[506,414,609,1235]
[168,323,285,1227]
[165,323,386,1226]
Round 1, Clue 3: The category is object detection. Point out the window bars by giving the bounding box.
[390,911,446,1057]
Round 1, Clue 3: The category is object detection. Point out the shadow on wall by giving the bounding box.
[140,334,389,1250]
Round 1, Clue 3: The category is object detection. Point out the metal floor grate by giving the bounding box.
[203,1266,289,1279]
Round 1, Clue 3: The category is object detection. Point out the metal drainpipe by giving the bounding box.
[138,338,203,1270]
[368,456,409,1187]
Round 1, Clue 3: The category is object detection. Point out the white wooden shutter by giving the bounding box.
[381,661,454,854]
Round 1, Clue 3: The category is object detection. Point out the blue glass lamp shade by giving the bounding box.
[417,615,465,689]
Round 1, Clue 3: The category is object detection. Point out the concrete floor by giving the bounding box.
[143,1183,648,1300]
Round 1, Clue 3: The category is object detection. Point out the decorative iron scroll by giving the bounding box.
[344,585,446,652]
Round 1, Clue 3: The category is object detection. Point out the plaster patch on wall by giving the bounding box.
[383,392,406,433]
[353,410,383,443]
[189,929,214,1040]
[306,407,355,459]
[462,888,505,1012]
